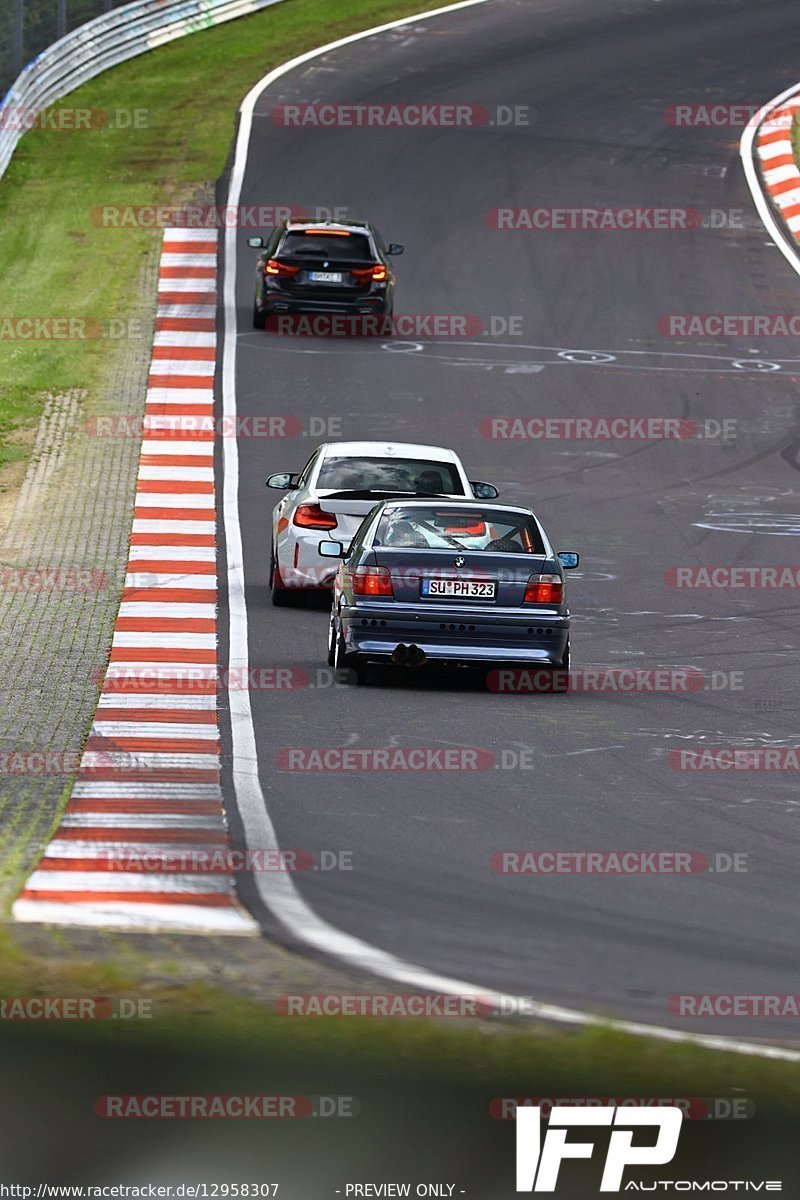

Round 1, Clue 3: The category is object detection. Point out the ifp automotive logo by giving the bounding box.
[515,1105,782,1192]
[515,1104,682,1192]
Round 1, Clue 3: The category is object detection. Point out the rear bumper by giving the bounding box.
[341,602,569,666]
[260,290,389,316]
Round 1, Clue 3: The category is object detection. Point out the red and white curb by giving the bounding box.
[13,229,257,934]
[754,96,800,234]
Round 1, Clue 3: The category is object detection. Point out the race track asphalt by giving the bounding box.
[218,0,800,1041]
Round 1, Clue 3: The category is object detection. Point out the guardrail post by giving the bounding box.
[57,0,67,40]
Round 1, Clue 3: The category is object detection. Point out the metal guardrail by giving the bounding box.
[0,0,287,181]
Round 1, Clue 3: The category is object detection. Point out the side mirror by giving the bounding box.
[471,481,499,500]
[266,472,296,490]
[247,236,265,248]
[318,540,345,559]
[387,243,404,256]
[558,551,579,569]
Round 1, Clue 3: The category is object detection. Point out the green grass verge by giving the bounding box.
[0,929,799,1105]
[0,0,440,474]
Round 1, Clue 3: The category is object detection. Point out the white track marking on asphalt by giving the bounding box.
[128,542,217,557]
[60,814,226,828]
[148,360,216,376]
[757,139,793,160]
[71,782,223,798]
[124,572,217,588]
[220,1,800,1060]
[24,871,231,893]
[146,389,215,404]
[143,417,215,432]
[135,468,216,483]
[116,603,217,619]
[111,634,218,650]
[92,720,219,737]
[130,523,216,538]
[157,278,216,294]
[140,441,213,457]
[12,901,257,933]
[159,253,217,267]
[154,332,218,347]
[95,695,218,710]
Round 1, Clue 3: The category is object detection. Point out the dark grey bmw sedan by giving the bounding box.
[320,499,578,687]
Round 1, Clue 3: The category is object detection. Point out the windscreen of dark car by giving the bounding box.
[375,507,545,553]
[316,457,464,495]
[279,232,373,261]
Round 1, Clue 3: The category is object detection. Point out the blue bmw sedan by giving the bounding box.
[319,499,578,687]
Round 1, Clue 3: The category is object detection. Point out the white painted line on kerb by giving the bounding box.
[740,79,800,280]
[221,1,800,1063]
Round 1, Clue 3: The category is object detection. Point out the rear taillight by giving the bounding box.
[293,504,337,530]
[351,264,388,283]
[524,575,564,604]
[350,566,393,597]
[265,259,300,278]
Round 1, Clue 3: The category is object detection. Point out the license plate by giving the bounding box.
[309,271,343,283]
[420,578,496,600]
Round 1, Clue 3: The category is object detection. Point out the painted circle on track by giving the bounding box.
[694,512,800,535]
[557,349,617,364]
[382,341,424,353]
[731,359,781,372]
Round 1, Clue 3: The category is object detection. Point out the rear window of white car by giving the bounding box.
[316,457,464,495]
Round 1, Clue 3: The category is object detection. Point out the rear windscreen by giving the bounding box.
[316,457,464,495]
[375,507,545,553]
[279,232,373,261]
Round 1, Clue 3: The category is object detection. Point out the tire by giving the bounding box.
[326,610,336,667]
[548,641,571,693]
[253,299,266,330]
[270,545,296,607]
[333,618,365,684]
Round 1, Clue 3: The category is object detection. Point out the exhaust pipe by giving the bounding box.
[391,644,427,667]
